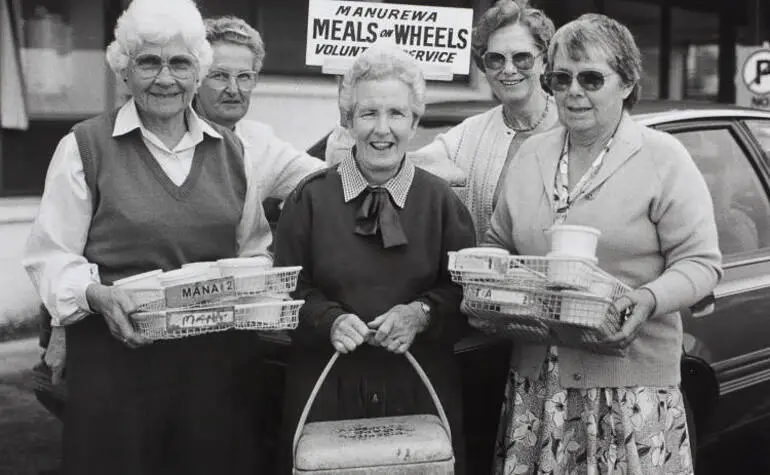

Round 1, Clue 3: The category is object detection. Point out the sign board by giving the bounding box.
[306,0,473,81]
[163,276,235,309]
[736,44,770,110]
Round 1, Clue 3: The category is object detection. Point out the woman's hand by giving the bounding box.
[367,303,429,354]
[602,288,657,350]
[330,313,370,354]
[86,283,152,348]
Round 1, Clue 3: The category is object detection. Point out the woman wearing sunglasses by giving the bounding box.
[406,1,560,470]
[412,0,559,242]
[23,1,272,473]
[486,14,721,474]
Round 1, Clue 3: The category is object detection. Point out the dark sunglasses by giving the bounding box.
[482,51,539,71]
[542,70,610,92]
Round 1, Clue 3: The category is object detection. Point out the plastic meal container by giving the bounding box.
[113,269,163,289]
[217,256,273,278]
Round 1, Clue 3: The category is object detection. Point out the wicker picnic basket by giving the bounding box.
[449,250,631,354]
[126,266,304,340]
[293,351,454,474]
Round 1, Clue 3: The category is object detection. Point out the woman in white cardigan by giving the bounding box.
[409,1,561,471]
[411,0,560,242]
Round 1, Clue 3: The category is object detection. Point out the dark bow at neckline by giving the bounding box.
[354,187,408,248]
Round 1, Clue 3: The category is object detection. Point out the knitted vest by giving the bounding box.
[73,110,246,284]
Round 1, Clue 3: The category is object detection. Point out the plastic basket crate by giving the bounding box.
[123,266,302,311]
[449,253,627,294]
[234,299,303,330]
[457,256,632,354]
[130,298,304,341]
[462,290,626,354]
[231,266,302,296]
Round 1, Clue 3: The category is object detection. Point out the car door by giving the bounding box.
[655,118,770,438]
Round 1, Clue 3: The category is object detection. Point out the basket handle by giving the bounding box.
[291,349,453,460]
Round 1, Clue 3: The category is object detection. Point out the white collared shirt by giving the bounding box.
[23,100,324,326]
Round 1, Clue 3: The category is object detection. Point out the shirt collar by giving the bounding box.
[112,98,223,141]
[339,152,415,208]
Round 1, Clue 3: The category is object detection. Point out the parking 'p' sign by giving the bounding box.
[736,45,770,109]
[743,49,770,95]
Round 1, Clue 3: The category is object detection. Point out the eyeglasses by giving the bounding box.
[542,70,611,92]
[131,53,198,80]
[482,51,540,71]
[205,70,259,91]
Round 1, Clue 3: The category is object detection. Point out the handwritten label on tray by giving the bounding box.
[166,306,235,331]
[471,287,527,304]
[164,277,235,308]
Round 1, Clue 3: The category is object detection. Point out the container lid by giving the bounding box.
[457,247,509,256]
[546,224,602,236]
[181,261,217,269]
[158,267,215,286]
[294,414,453,470]
[217,256,273,268]
[113,269,163,287]
[546,252,598,263]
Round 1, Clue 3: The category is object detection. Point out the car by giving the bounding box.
[261,99,770,471]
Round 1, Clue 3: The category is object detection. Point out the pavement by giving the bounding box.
[0,337,39,378]
[0,197,41,330]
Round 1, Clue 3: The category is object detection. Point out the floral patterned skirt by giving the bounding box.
[492,347,693,475]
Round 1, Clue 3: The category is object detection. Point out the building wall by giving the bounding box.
[2,0,770,193]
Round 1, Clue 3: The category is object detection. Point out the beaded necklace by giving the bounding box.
[502,95,552,133]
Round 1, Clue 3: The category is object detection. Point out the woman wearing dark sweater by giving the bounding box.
[274,45,475,474]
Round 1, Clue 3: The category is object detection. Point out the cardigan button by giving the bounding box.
[371,393,380,404]
[572,372,583,381]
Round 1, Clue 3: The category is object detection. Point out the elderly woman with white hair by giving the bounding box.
[23,1,262,473]
[194,16,324,254]
[274,44,476,473]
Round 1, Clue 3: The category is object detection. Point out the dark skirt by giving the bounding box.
[281,344,465,474]
[62,315,262,475]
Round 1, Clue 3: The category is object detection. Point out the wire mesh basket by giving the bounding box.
[130,298,304,341]
[455,254,631,354]
[123,266,302,311]
[449,252,626,293]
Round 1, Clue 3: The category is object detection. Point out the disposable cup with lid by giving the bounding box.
[545,224,601,260]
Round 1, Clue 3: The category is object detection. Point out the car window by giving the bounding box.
[744,120,770,162]
[673,128,770,255]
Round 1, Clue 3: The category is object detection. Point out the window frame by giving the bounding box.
[654,118,770,259]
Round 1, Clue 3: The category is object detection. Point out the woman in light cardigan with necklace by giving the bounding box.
[400,1,561,471]
[410,0,559,242]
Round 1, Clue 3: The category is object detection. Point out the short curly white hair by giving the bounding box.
[105,0,213,83]
[338,44,426,128]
